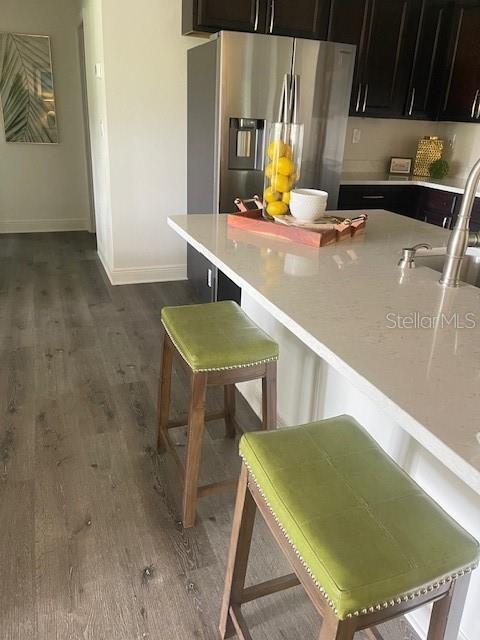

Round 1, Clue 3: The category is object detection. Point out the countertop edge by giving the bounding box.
[340,176,480,198]
[168,215,480,493]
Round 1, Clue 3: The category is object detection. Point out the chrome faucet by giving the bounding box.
[440,158,480,287]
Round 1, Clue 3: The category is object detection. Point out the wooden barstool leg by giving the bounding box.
[157,332,174,453]
[224,384,236,439]
[182,371,208,529]
[427,575,470,640]
[261,360,277,430]
[219,464,257,639]
[319,616,357,640]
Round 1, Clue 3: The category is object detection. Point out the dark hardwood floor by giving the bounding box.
[0,232,419,640]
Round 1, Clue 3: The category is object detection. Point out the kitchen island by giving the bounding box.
[169,211,480,640]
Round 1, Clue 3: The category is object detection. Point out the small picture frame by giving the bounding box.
[389,157,412,175]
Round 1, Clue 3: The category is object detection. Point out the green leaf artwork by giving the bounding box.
[0,33,58,143]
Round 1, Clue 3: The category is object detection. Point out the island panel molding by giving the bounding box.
[168,212,480,494]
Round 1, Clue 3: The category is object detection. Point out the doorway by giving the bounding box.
[77,22,96,233]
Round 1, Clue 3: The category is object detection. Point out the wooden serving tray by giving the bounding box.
[227,211,367,248]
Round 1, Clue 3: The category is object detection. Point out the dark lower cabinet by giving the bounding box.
[338,184,473,231]
[187,245,215,303]
[416,187,457,228]
[182,0,266,34]
[338,185,419,217]
[266,0,330,39]
[456,195,480,232]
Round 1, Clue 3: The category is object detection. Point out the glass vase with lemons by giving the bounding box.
[263,122,304,218]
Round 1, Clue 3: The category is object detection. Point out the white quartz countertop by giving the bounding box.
[341,172,480,198]
[168,212,480,492]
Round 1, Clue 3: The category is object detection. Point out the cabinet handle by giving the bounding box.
[408,87,416,116]
[362,84,369,113]
[355,84,362,112]
[269,0,275,33]
[254,0,260,31]
[362,195,385,199]
[471,89,479,119]
[477,89,480,119]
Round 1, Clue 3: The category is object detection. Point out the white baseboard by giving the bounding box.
[0,218,89,233]
[97,255,187,286]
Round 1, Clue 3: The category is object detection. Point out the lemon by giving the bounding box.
[264,187,281,203]
[282,191,291,205]
[266,201,288,216]
[289,172,298,188]
[265,162,275,178]
[267,139,286,160]
[276,156,295,176]
[284,144,293,159]
[271,173,290,193]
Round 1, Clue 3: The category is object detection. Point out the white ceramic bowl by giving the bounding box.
[290,189,328,222]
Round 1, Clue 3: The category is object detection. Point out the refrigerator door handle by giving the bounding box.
[292,74,300,124]
[278,74,290,123]
[269,0,275,33]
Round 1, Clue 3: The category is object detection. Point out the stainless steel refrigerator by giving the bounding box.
[187,31,355,303]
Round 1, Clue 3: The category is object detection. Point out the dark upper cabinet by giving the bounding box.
[182,0,267,34]
[182,0,329,38]
[405,0,450,119]
[266,0,331,39]
[327,0,370,113]
[183,0,480,125]
[439,3,480,122]
[329,0,422,118]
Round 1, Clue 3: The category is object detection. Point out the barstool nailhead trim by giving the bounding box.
[240,454,479,619]
[162,322,278,373]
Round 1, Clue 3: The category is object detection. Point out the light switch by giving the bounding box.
[94,63,103,79]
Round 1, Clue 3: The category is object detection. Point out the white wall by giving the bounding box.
[81,0,203,284]
[0,0,91,233]
[81,0,113,270]
[343,117,480,179]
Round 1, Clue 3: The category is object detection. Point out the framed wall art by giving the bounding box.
[0,33,58,143]
[389,157,412,175]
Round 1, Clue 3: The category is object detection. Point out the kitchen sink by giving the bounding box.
[416,249,480,288]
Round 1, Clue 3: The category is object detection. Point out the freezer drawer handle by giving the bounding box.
[362,195,385,199]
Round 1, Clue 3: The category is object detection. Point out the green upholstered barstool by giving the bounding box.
[220,416,479,640]
[157,301,278,529]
